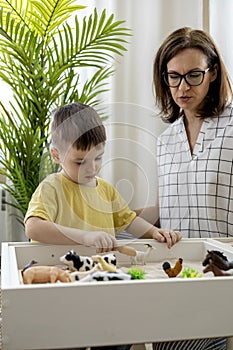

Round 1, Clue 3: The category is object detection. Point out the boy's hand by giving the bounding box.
[83,231,118,253]
[151,228,182,249]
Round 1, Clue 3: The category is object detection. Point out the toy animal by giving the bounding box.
[130,244,156,265]
[69,263,103,281]
[99,253,117,267]
[79,270,133,283]
[116,244,156,265]
[162,258,183,278]
[202,250,233,271]
[22,266,71,284]
[60,250,95,272]
[60,250,118,272]
[116,245,137,257]
[92,254,117,272]
[21,259,38,274]
[202,261,232,276]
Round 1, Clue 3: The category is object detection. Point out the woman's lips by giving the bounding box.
[179,96,191,102]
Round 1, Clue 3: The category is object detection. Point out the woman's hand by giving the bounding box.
[151,228,182,249]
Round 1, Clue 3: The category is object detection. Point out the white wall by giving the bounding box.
[95,0,204,209]
[209,0,233,82]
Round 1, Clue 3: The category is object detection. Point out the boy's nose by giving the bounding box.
[86,161,96,172]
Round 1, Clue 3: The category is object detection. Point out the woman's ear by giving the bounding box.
[50,148,60,164]
[210,64,218,82]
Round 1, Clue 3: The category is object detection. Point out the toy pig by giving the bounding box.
[22,265,71,284]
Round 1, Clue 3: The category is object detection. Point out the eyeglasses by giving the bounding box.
[163,67,210,88]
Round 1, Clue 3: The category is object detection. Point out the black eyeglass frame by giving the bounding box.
[163,67,210,88]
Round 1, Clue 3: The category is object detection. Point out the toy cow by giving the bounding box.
[92,254,117,272]
[22,266,71,284]
[79,270,133,282]
[101,253,117,266]
[60,250,117,272]
[60,250,95,272]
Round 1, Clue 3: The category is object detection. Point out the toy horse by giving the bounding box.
[202,262,232,276]
[117,244,156,265]
[202,250,233,271]
[202,250,233,276]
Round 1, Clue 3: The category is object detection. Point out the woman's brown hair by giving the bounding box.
[153,27,233,123]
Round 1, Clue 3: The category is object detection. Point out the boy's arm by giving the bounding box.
[125,216,181,249]
[25,216,118,253]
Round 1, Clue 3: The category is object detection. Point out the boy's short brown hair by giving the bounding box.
[51,102,106,151]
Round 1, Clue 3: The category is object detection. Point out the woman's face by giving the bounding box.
[166,48,217,117]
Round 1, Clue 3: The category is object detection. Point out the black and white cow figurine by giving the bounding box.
[79,270,132,282]
[93,253,117,267]
[60,250,117,272]
[60,250,95,272]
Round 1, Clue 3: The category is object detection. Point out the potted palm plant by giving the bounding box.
[0,0,130,224]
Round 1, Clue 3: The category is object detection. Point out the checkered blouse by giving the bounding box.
[157,106,233,238]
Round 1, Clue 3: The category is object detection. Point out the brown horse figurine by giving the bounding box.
[202,250,233,270]
[202,250,233,276]
[203,262,232,276]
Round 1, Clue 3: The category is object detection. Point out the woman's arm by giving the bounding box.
[135,193,160,225]
[134,206,160,226]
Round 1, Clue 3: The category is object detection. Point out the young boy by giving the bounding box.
[24,102,181,251]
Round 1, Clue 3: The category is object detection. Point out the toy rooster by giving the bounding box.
[162,258,183,278]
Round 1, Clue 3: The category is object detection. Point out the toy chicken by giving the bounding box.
[162,258,183,278]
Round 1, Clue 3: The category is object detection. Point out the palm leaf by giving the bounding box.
[50,9,131,69]
[0,1,131,219]
[30,0,85,36]
[0,109,47,216]
[75,67,114,107]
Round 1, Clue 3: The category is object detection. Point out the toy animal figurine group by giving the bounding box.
[23,247,233,284]
[21,243,156,284]
[202,250,233,276]
[161,249,233,279]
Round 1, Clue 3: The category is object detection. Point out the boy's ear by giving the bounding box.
[50,148,60,164]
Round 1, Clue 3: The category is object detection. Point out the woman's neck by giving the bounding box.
[184,114,203,154]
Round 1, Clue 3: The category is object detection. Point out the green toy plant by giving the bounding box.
[181,267,203,278]
[0,0,130,223]
[127,267,146,280]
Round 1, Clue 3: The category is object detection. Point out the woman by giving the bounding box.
[154,27,233,241]
[138,27,233,350]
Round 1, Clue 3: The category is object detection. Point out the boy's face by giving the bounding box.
[57,143,105,186]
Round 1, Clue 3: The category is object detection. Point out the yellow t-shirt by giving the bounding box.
[24,173,136,236]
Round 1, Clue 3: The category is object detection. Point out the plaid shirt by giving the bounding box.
[157,106,233,238]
